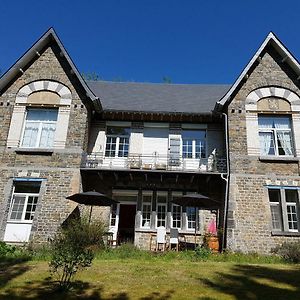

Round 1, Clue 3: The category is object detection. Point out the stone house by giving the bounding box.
[0,28,299,253]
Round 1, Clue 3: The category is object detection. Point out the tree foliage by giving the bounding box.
[49,218,106,290]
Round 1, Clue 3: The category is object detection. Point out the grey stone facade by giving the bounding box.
[1,30,300,253]
[0,43,88,243]
[226,46,300,253]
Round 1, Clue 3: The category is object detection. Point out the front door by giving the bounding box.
[118,204,136,244]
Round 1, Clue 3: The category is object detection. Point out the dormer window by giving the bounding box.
[21,109,58,148]
[258,115,294,156]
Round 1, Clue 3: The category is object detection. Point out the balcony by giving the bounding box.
[81,152,227,173]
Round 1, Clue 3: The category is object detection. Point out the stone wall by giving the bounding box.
[227,45,300,253]
[0,43,89,244]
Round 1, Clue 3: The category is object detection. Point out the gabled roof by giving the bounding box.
[87,80,230,114]
[215,32,300,111]
[0,27,99,105]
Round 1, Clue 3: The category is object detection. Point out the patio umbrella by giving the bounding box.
[171,193,221,248]
[66,191,118,222]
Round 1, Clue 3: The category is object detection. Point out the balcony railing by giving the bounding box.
[81,152,227,173]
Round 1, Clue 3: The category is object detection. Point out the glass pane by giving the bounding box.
[10,195,26,220]
[14,181,41,194]
[26,109,58,121]
[258,116,290,129]
[157,204,166,227]
[195,139,206,159]
[259,132,275,155]
[105,137,117,157]
[22,122,39,147]
[285,190,298,203]
[110,204,117,226]
[118,137,129,157]
[142,204,151,227]
[187,207,196,229]
[25,196,38,220]
[287,204,298,230]
[172,205,181,228]
[277,131,293,156]
[107,127,130,136]
[182,139,193,158]
[270,204,283,230]
[268,189,281,203]
[39,123,56,148]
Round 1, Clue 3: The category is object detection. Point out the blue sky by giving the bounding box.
[1,0,300,84]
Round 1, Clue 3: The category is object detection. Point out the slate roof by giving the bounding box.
[87,81,230,114]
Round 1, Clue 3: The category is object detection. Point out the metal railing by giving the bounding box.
[81,152,227,173]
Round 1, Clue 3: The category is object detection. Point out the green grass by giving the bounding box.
[1,247,300,299]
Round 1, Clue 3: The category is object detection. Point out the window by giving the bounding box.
[9,181,41,222]
[157,195,167,227]
[182,130,206,159]
[268,188,299,232]
[110,203,118,226]
[187,207,197,230]
[105,127,130,157]
[258,116,294,156]
[21,109,58,148]
[172,204,182,228]
[142,195,152,228]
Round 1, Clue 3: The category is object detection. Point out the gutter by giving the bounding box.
[220,112,230,251]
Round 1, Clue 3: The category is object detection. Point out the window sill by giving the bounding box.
[259,156,299,162]
[271,231,300,237]
[15,148,54,155]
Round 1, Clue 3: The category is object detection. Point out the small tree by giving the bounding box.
[49,218,106,290]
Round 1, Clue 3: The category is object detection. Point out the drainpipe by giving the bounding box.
[220,112,230,252]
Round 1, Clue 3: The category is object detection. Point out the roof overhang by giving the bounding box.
[215,32,300,111]
[0,27,101,110]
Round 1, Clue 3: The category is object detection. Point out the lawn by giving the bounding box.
[1,251,300,300]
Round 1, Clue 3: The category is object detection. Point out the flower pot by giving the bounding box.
[207,236,219,253]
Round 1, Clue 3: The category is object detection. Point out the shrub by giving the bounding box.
[195,246,212,260]
[0,241,16,257]
[49,218,106,290]
[272,241,300,263]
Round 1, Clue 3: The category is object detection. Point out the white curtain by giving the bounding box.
[22,122,39,147]
[259,132,272,155]
[274,118,293,155]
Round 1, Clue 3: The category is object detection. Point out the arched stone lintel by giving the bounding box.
[16,80,72,105]
[245,86,300,111]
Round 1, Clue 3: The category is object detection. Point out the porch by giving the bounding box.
[80,169,226,250]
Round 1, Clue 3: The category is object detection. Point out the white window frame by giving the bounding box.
[268,187,300,233]
[105,127,130,158]
[258,115,294,157]
[156,193,167,228]
[181,130,206,159]
[141,195,152,228]
[20,108,58,149]
[8,185,40,223]
[186,206,198,230]
[171,204,182,229]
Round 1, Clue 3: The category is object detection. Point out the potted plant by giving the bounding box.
[204,219,219,253]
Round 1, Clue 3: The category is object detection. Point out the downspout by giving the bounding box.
[220,112,230,252]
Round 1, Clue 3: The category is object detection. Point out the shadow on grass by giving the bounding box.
[0,257,31,289]
[0,275,175,300]
[199,264,300,300]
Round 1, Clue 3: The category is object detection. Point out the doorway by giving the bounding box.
[118,204,136,244]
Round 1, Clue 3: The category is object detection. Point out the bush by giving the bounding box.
[272,241,300,263]
[0,241,16,257]
[195,246,212,260]
[49,218,106,290]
